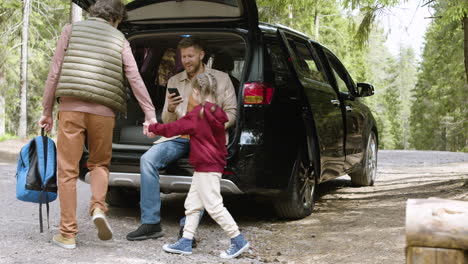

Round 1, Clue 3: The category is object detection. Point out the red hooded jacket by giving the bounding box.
[148,102,228,173]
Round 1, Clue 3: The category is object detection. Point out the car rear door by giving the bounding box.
[277,29,345,181]
[72,0,259,30]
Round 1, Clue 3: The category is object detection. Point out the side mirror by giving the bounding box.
[356,83,374,97]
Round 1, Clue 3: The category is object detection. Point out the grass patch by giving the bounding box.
[0,133,18,142]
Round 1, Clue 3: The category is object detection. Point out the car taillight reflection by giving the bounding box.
[243,82,274,105]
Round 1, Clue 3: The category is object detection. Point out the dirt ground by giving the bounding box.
[247,159,468,264]
[0,143,467,264]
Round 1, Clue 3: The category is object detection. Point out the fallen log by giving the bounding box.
[405,198,468,264]
[406,247,467,264]
[406,198,468,249]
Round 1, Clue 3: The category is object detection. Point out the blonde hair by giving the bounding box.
[192,72,218,118]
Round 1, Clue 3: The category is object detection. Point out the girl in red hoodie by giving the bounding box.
[147,72,249,259]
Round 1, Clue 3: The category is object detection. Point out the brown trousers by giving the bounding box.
[57,111,114,238]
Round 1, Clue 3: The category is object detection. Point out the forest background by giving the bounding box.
[0,0,466,151]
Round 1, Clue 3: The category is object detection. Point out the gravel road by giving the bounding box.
[0,150,467,264]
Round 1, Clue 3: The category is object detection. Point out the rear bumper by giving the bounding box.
[84,172,243,194]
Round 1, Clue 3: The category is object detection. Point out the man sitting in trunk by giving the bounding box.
[126,37,237,241]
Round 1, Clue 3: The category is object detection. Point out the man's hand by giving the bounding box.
[167,92,184,113]
[38,115,53,132]
[143,117,158,138]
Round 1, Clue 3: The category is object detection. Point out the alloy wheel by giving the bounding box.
[298,160,315,209]
[366,134,377,183]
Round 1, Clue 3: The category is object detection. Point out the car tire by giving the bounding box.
[106,187,140,208]
[350,131,378,186]
[274,148,316,220]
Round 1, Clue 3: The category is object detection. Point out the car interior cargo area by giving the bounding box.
[113,31,246,147]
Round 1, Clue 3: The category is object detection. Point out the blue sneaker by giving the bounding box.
[162,238,193,255]
[220,234,250,259]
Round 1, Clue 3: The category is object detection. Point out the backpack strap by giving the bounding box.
[38,190,51,233]
[38,128,51,233]
[39,191,44,233]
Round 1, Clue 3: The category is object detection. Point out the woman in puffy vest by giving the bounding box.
[38,0,156,249]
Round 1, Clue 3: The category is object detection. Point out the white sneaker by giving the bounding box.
[92,208,113,240]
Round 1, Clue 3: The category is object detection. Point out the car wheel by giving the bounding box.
[106,187,140,208]
[274,148,316,219]
[350,131,378,186]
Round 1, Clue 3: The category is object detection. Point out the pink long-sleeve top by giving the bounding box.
[41,24,155,120]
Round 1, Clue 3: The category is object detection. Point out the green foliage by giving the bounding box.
[424,0,468,24]
[0,133,18,142]
[361,27,417,149]
[0,0,68,137]
[410,2,467,151]
[342,0,400,10]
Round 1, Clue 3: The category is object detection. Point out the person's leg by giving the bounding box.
[85,113,114,214]
[179,208,204,245]
[179,210,204,228]
[54,112,86,248]
[162,174,203,255]
[196,172,239,238]
[85,113,115,240]
[139,138,189,224]
[127,138,189,240]
[182,173,204,240]
[195,172,249,259]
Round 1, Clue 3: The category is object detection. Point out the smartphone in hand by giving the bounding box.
[167,88,180,97]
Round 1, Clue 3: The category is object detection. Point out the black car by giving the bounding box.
[74,0,378,219]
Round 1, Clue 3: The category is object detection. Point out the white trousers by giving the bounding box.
[182,171,240,239]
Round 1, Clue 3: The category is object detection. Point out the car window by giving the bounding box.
[266,42,288,73]
[264,37,294,91]
[287,38,326,83]
[330,67,348,93]
[231,59,245,80]
[325,51,356,94]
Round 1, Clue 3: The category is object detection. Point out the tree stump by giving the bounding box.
[405,198,468,264]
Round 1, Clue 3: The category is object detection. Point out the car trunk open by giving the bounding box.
[72,0,258,30]
[108,30,246,175]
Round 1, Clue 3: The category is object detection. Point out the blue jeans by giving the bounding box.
[140,138,189,224]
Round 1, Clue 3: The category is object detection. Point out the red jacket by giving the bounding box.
[149,102,228,173]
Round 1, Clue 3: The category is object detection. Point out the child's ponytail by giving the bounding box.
[193,72,218,118]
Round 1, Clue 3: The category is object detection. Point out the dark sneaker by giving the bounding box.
[126,223,164,241]
[220,233,250,259]
[162,238,193,255]
[178,225,198,248]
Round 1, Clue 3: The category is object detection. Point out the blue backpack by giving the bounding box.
[16,129,58,232]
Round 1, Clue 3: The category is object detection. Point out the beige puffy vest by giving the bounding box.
[56,17,127,115]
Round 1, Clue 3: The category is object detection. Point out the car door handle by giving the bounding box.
[346,106,353,112]
[330,99,340,106]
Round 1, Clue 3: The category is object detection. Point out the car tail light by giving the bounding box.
[243,82,274,105]
[223,169,235,175]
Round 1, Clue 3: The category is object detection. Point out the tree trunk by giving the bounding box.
[19,0,31,138]
[464,14,468,83]
[0,71,5,136]
[313,1,320,41]
[70,1,83,23]
[314,12,320,41]
[288,4,293,27]
[406,198,468,250]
